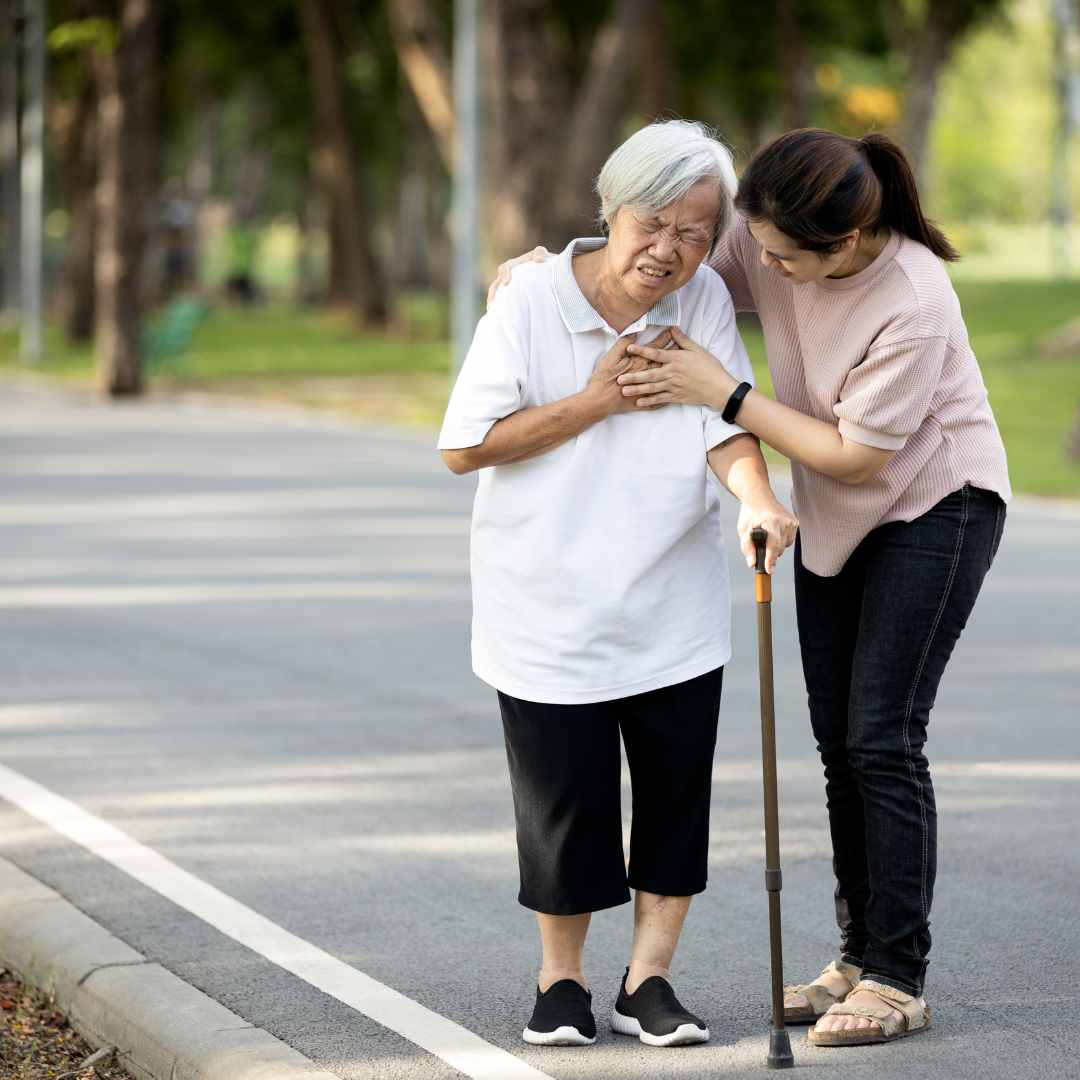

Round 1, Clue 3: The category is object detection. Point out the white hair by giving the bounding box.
[596,120,738,249]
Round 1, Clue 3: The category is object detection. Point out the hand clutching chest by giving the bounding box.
[582,328,674,415]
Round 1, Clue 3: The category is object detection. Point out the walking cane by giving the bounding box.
[751,527,794,1069]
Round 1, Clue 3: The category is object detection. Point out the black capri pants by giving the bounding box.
[498,666,723,916]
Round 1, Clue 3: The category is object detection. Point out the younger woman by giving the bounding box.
[614,128,1010,1046]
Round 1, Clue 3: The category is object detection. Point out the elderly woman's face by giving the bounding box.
[606,180,721,306]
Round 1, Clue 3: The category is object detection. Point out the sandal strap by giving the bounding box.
[829,959,863,985]
[783,959,862,1010]
[821,979,928,1038]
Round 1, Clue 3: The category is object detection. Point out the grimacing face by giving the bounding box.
[746,217,860,284]
[604,179,722,306]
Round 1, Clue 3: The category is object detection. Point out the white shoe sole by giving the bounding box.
[610,1008,709,1046]
[522,1024,596,1046]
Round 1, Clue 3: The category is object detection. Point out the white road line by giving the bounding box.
[0,581,468,608]
[0,763,555,1080]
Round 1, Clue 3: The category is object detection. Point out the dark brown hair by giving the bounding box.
[735,128,959,262]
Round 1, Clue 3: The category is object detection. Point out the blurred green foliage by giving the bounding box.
[929,0,1074,223]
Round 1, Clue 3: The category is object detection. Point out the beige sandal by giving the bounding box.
[783,959,862,1024]
[807,978,931,1046]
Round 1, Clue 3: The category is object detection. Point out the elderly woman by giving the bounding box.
[438,120,797,1049]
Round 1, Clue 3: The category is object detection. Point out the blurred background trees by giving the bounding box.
[0,0,1077,408]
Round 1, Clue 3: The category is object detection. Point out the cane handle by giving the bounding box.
[751,527,771,602]
[751,527,768,574]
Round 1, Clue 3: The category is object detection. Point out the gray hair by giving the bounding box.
[596,120,738,250]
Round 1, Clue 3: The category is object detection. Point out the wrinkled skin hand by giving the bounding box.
[588,330,674,416]
[619,326,740,409]
[736,498,799,574]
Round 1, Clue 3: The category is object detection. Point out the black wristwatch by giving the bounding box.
[721,381,753,423]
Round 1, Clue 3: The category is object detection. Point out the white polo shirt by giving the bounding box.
[438,237,754,704]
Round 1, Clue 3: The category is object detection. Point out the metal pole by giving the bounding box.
[752,528,794,1070]
[1,0,20,320]
[451,0,479,377]
[19,0,44,362]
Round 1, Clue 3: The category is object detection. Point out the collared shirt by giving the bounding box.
[438,237,754,704]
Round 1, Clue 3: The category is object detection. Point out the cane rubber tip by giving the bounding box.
[767,1027,794,1069]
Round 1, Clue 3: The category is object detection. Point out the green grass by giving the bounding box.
[949,280,1080,497]
[177,307,449,378]
[0,304,449,380]
[3,280,1079,496]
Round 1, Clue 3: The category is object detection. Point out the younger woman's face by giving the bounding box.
[747,218,857,284]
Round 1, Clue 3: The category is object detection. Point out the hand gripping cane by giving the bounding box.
[751,528,794,1069]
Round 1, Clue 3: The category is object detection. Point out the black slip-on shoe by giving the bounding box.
[610,969,709,1047]
[523,979,597,1046]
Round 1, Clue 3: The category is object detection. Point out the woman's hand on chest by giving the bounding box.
[618,327,737,410]
[583,329,673,417]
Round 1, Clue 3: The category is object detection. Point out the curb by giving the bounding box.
[0,856,342,1080]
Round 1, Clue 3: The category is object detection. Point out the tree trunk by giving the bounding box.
[886,0,1008,183]
[325,196,351,304]
[55,72,97,342]
[93,0,158,397]
[485,0,572,259]
[185,93,218,290]
[774,0,811,130]
[230,84,270,225]
[300,0,388,325]
[1,0,19,318]
[548,0,650,241]
[895,21,950,182]
[396,97,435,289]
[636,2,671,121]
[387,0,455,172]
[394,0,659,264]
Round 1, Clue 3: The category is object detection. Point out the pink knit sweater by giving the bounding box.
[710,220,1011,576]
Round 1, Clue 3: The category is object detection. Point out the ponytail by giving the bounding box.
[736,128,960,262]
[858,133,958,261]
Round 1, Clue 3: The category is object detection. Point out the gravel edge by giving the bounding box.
[0,855,342,1080]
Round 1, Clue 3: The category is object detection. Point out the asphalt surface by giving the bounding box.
[1,375,1078,1080]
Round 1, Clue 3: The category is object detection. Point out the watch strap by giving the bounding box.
[721,381,753,423]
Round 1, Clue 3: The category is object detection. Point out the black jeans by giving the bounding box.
[794,485,1006,995]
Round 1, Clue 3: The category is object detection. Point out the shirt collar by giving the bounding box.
[553,237,681,334]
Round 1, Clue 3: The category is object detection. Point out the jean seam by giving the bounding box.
[901,485,968,956]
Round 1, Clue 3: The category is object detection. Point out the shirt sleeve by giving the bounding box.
[707,220,757,313]
[699,288,757,452]
[437,290,529,450]
[833,336,947,451]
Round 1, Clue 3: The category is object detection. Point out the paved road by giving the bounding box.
[1,377,1078,1080]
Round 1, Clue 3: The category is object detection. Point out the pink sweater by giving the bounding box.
[710,220,1011,576]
